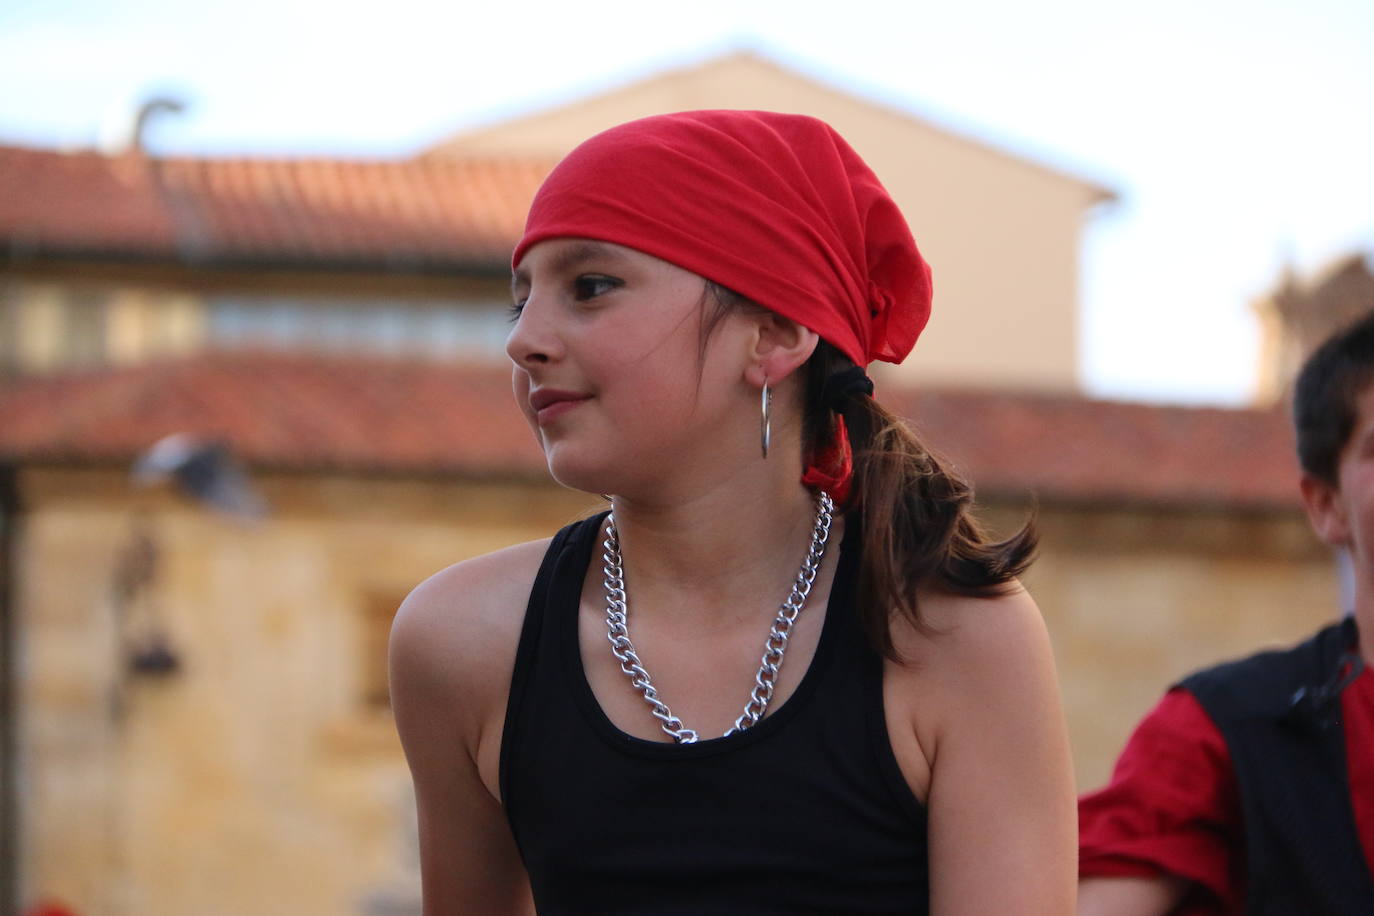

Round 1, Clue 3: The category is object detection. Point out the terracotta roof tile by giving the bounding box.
[0,145,553,269]
[0,354,543,477]
[0,355,1302,509]
[884,389,1299,509]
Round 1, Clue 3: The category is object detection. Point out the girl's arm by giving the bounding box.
[389,546,545,915]
[903,586,1077,915]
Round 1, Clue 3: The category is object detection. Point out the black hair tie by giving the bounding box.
[821,366,874,412]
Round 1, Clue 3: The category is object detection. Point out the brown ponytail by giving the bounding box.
[802,341,1036,658]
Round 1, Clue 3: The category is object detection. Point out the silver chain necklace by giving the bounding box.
[601,491,835,744]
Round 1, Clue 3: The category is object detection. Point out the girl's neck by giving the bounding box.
[607,470,831,628]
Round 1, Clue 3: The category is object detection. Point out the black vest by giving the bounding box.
[500,513,929,914]
[1180,619,1374,914]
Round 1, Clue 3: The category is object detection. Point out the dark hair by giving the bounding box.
[705,283,1036,659]
[1293,308,1374,484]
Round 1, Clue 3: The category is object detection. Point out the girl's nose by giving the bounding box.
[504,293,562,367]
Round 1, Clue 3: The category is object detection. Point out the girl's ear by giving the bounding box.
[1301,473,1351,546]
[742,312,819,388]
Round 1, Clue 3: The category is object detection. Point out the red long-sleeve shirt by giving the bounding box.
[1079,669,1374,913]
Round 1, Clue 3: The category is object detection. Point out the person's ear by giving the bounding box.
[1301,472,1351,546]
[742,312,819,389]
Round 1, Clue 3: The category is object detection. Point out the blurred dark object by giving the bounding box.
[109,522,180,686]
[127,632,180,677]
[133,433,266,519]
[113,434,266,693]
[99,95,186,156]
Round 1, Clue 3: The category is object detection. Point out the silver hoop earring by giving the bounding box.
[760,380,772,459]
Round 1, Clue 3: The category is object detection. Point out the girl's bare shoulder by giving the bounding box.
[889,583,1059,735]
[389,538,553,707]
[899,583,1048,670]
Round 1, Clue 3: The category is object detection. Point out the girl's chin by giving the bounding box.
[543,449,622,496]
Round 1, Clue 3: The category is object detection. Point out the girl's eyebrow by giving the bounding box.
[511,241,627,292]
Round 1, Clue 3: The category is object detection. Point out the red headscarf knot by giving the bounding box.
[801,415,857,507]
[513,110,933,367]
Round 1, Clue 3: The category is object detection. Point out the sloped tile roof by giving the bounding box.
[0,145,552,269]
[0,354,543,477]
[0,355,1301,509]
[890,389,1299,510]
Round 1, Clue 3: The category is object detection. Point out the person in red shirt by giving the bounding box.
[1079,308,1374,915]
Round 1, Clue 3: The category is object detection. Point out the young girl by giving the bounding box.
[390,110,1075,914]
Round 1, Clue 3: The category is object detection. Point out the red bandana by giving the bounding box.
[512,110,932,367]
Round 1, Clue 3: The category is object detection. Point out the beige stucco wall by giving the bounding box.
[16,466,1337,912]
[435,54,1110,394]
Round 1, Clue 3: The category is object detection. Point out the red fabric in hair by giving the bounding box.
[802,414,856,506]
[512,110,932,367]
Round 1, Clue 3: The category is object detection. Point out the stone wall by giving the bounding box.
[1000,501,1336,789]
[16,466,597,916]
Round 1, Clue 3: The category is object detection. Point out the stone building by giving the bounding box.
[1253,252,1374,402]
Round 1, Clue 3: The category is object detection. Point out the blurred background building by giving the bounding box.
[0,50,1367,916]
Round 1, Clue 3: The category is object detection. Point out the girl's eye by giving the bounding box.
[507,301,526,323]
[573,275,621,300]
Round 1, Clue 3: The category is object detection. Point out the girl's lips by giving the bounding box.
[533,398,588,425]
[528,387,592,426]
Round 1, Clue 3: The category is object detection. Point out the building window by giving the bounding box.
[207,295,511,361]
[1,282,104,373]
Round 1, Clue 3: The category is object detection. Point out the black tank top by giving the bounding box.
[500,512,929,914]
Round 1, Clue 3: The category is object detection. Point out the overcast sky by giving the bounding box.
[2,0,1371,405]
